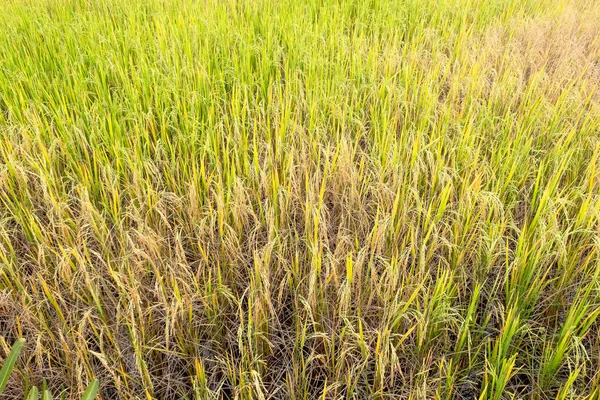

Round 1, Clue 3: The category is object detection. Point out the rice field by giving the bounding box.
[1,0,600,398]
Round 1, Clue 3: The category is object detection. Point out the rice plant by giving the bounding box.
[0,339,98,399]
[0,0,599,398]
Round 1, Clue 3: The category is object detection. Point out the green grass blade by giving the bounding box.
[27,386,39,400]
[0,338,25,393]
[80,379,99,400]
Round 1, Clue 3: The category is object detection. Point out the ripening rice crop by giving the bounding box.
[0,0,600,398]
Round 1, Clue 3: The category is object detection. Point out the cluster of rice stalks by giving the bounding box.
[0,339,99,399]
[0,0,599,398]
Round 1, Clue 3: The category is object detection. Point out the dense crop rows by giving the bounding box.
[1,0,600,398]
